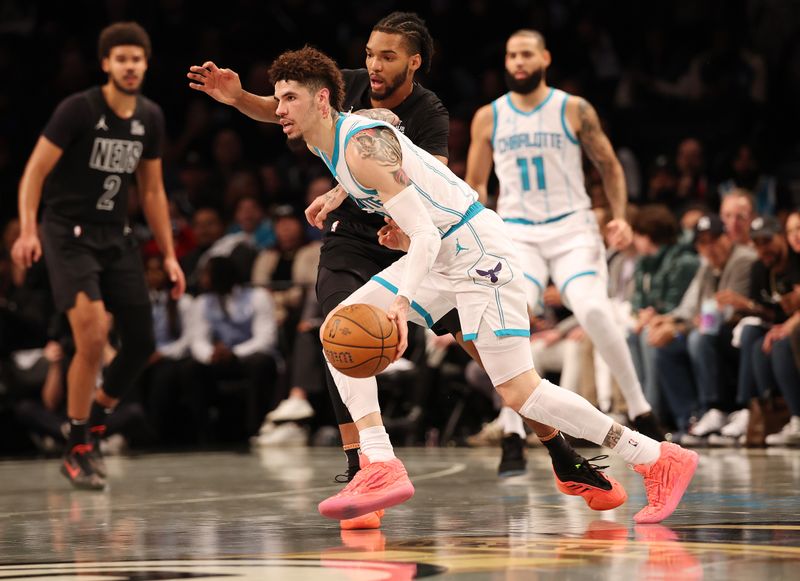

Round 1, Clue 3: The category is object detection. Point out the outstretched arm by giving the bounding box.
[187,61,279,123]
[464,105,495,205]
[570,97,631,248]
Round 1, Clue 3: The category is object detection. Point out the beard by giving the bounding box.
[111,75,141,95]
[369,68,409,102]
[504,68,545,94]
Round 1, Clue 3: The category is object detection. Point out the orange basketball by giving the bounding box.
[322,304,398,378]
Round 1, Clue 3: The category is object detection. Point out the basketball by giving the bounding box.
[322,304,398,378]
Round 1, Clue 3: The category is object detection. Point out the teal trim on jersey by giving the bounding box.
[559,270,597,295]
[314,146,336,177]
[503,211,575,226]
[327,114,347,171]
[560,95,579,144]
[506,88,554,116]
[491,99,499,149]
[462,332,478,342]
[341,119,387,195]
[494,328,531,338]
[524,273,543,291]
[370,275,434,327]
[441,202,485,239]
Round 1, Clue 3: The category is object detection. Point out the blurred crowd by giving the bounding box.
[2,0,800,455]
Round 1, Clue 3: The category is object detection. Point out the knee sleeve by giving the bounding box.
[103,305,155,399]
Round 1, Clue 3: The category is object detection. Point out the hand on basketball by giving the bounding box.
[163,256,186,299]
[377,218,410,251]
[11,233,42,269]
[187,61,243,106]
[387,296,410,361]
[606,218,633,250]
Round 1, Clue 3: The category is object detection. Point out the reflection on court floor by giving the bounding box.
[0,447,798,579]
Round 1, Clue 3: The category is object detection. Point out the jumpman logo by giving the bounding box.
[476,262,502,283]
[455,239,468,256]
[95,115,108,131]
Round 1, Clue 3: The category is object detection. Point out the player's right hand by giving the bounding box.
[187,61,242,106]
[11,233,42,269]
[387,296,410,361]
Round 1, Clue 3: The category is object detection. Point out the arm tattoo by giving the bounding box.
[352,127,409,186]
[603,423,624,448]
[353,108,401,127]
[577,98,626,217]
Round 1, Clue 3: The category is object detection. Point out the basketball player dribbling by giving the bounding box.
[188,14,629,528]
[268,45,698,525]
[465,29,666,443]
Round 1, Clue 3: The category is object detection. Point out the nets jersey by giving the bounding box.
[314,113,478,237]
[492,88,590,223]
[41,87,165,225]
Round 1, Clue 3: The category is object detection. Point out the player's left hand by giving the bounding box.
[387,296,410,361]
[377,218,410,251]
[606,218,633,250]
[163,256,186,299]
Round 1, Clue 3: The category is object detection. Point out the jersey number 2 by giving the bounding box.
[516,156,546,191]
[96,175,121,211]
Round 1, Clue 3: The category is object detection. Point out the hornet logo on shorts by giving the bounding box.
[476,262,502,283]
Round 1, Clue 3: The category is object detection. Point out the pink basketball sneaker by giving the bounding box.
[633,442,699,524]
[320,458,414,520]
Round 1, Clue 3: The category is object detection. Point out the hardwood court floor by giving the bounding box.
[1,446,799,579]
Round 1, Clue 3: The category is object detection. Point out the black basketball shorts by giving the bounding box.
[40,214,149,313]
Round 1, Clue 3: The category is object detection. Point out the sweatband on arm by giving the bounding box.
[383,185,441,301]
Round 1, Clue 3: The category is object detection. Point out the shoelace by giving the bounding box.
[334,464,360,484]
[582,455,610,471]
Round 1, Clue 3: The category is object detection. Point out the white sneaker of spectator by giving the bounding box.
[719,409,750,438]
[466,417,504,447]
[688,408,727,437]
[266,397,315,423]
[765,416,800,446]
[251,422,308,447]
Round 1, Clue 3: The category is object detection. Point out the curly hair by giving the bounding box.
[373,11,435,73]
[98,21,151,61]
[268,46,345,111]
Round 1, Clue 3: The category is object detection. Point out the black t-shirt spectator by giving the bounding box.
[42,87,165,225]
[749,259,800,324]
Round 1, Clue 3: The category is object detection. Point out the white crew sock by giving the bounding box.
[612,426,661,465]
[359,425,395,463]
[498,406,526,438]
[518,379,614,445]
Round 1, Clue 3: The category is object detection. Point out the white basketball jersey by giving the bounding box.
[492,88,590,223]
[314,113,479,236]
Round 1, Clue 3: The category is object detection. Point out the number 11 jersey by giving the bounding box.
[492,88,589,224]
[41,86,165,225]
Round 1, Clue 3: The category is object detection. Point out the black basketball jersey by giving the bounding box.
[41,86,165,225]
[321,69,450,268]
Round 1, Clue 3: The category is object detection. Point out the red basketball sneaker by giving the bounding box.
[554,455,628,511]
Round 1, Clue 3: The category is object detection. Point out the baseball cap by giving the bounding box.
[750,215,781,240]
[694,213,725,241]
